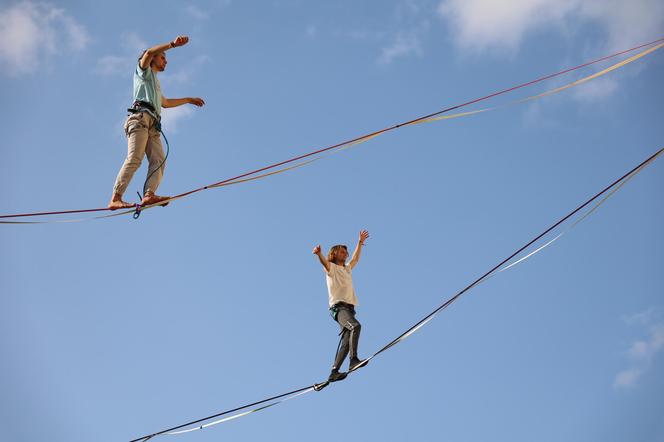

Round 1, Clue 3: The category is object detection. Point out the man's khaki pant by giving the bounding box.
[112,112,165,196]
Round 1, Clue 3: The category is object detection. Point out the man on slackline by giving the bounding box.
[108,35,205,209]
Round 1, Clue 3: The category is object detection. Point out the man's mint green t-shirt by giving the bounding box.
[133,62,162,115]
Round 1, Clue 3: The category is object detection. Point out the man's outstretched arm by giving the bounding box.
[161,97,205,108]
[139,35,189,70]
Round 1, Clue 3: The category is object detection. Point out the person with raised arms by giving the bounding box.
[313,230,370,382]
[108,35,205,210]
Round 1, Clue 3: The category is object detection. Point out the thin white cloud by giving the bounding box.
[396,0,421,19]
[571,76,619,102]
[437,0,664,54]
[578,0,664,51]
[95,32,149,77]
[379,32,423,65]
[343,1,429,65]
[183,1,231,20]
[614,311,664,389]
[624,308,655,326]
[346,28,387,41]
[522,100,562,129]
[160,55,210,87]
[121,31,148,54]
[160,106,195,133]
[438,0,576,53]
[185,4,209,20]
[0,1,90,76]
[95,55,130,77]
[377,1,430,65]
[614,368,644,388]
[438,0,664,113]
[61,14,89,50]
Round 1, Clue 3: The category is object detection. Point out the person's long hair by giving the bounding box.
[327,245,347,265]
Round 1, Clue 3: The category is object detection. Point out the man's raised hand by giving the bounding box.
[313,245,322,255]
[172,35,189,47]
[359,230,370,245]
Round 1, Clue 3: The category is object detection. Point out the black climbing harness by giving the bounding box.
[329,301,354,322]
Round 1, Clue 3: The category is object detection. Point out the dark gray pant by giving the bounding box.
[332,304,361,370]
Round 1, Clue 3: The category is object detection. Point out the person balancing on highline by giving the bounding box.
[108,35,205,210]
[313,230,370,382]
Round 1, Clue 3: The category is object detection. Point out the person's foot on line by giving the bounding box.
[141,192,170,207]
[313,381,329,391]
[108,195,135,210]
[328,370,348,382]
[349,357,368,372]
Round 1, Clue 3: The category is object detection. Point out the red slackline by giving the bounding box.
[2,37,662,220]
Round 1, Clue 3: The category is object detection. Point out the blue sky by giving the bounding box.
[1,1,663,441]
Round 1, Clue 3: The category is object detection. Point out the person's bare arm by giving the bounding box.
[313,245,331,273]
[349,230,369,269]
[139,35,189,70]
[161,97,205,108]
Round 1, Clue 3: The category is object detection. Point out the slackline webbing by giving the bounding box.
[130,146,663,441]
[2,37,662,223]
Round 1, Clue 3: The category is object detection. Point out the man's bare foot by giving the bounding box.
[108,195,135,210]
[141,192,170,207]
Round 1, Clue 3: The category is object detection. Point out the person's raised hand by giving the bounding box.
[358,230,369,245]
[171,35,189,47]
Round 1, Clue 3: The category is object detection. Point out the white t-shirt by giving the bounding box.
[326,262,359,307]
